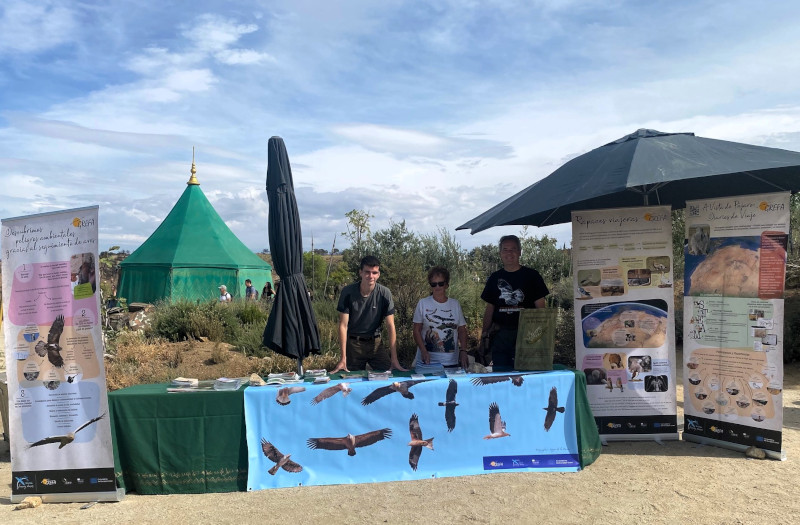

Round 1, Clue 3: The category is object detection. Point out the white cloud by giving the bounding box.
[0,0,77,54]
[181,14,258,53]
[215,48,275,65]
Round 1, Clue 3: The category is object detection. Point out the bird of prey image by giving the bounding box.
[543,387,566,431]
[408,413,434,471]
[35,315,65,368]
[483,403,510,439]
[275,386,306,406]
[28,413,105,449]
[361,380,432,405]
[307,428,392,456]
[311,382,352,405]
[470,374,527,387]
[260,438,303,475]
[437,379,458,432]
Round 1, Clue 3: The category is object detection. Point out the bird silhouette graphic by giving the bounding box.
[483,403,510,439]
[260,438,303,475]
[311,382,352,405]
[35,315,65,368]
[28,413,105,449]
[275,386,306,406]
[361,380,431,405]
[307,428,392,456]
[408,414,434,471]
[438,379,458,432]
[543,387,566,431]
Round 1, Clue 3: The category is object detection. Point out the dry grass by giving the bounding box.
[104,331,342,390]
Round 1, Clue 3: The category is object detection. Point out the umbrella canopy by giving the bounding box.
[262,137,320,370]
[458,129,800,233]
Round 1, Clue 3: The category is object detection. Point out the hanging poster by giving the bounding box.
[683,192,788,459]
[1,207,121,502]
[572,206,678,440]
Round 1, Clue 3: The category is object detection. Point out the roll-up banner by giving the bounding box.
[1,207,123,502]
[682,192,788,459]
[572,206,679,440]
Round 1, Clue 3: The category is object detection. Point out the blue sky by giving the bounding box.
[2,1,800,254]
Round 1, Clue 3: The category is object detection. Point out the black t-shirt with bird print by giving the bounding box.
[481,266,549,328]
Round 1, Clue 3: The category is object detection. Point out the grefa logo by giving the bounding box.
[709,426,724,434]
[41,478,57,486]
[606,422,621,429]
[72,217,95,228]
[759,201,785,212]
[643,212,668,222]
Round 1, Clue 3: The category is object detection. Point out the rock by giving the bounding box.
[14,496,42,510]
[745,446,766,459]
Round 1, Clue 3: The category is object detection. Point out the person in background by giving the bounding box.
[332,255,406,373]
[262,282,275,302]
[412,266,468,369]
[245,279,258,301]
[480,235,549,371]
[218,285,232,302]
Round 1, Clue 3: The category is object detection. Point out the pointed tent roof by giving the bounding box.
[121,157,270,270]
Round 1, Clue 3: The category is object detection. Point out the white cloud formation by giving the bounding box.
[0,0,77,54]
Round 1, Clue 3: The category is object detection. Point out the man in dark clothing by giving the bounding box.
[481,235,549,371]
[245,279,258,301]
[332,255,406,373]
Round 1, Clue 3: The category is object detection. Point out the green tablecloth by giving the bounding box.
[109,383,248,494]
[109,370,600,494]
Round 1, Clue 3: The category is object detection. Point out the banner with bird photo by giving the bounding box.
[1,207,120,502]
[244,370,589,490]
[682,192,789,459]
[571,206,679,440]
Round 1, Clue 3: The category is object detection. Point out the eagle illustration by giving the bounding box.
[311,382,352,405]
[470,374,526,387]
[275,386,306,406]
[497,278,524,305]
[437,379,458,432]
[483,402,510,439]
[28,413,104,449]
[35,315,65,368]
[260,438,303,475]
[307,428,392,456]
[408,414,434,471]
[543,387,566,431]
[361,380,431,405]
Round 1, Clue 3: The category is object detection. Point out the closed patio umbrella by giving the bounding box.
[262,136,320,374]
[458,129,800,232]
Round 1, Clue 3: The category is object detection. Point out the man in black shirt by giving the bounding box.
[480,235,549,370]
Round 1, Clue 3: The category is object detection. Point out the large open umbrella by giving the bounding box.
[262,136,320,374]
[458,129,800,233]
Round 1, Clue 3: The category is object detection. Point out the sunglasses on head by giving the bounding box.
[429,281,447,287]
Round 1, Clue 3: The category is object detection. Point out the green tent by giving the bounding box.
[117,165,272,304]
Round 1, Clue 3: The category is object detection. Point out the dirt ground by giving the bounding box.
[2,337,800,524]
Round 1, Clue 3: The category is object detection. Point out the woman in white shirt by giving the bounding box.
[412,266,468,369]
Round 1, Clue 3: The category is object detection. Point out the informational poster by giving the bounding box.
[683,192,788,459]
[572,206,678,439]
[515,308,556,370]
[1,207,121,502]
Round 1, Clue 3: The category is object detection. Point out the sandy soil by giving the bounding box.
[2,335,800,524]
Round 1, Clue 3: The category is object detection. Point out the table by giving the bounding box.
[109,383,248,494]
[109,370,600,494]
[245,370,601,490]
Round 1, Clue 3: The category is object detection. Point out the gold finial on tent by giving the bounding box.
[187,146,200,185]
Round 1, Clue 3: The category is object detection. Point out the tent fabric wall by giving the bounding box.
[117,180,272,304]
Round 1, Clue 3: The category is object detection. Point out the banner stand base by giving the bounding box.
[600,433,680,442]
[10,488,125,504]
[683,433,785,461]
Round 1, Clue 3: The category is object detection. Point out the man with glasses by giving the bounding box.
[480,235,549,371]
[332,255,406,373]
